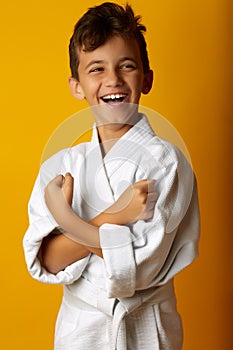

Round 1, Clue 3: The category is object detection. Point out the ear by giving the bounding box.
[68,77,85,101]
[142,70,153,94]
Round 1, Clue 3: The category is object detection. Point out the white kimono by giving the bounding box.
[23,114,200,350]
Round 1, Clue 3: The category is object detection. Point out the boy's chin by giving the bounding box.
[91,102,139,126]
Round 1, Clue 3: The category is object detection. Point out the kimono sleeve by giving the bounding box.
[99,144,200,298]
[23,149,90,285]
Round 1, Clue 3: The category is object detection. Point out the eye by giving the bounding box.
[120,63,136,71]
[89,67,104,73]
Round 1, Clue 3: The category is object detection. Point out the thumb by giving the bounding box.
[63,172,74,187]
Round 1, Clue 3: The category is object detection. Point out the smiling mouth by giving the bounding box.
[100,93,127,103]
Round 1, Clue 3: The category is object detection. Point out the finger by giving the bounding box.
[146,208,155,218]
[50,175,64,188]
[135,179,155,192]
[65,172,73,179]
[147,192,158,202]
[64,172,74,186]
[63,180,74,196]
[62,173,74,206]
[63,175,73,187]
[141,209,154,221]
[147,179,156,193]
[147,201,156,210]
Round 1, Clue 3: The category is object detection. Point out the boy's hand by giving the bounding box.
[62,173,73,206]
[44,173,73,206]
[107,179,157,224]
[44,173,74,217]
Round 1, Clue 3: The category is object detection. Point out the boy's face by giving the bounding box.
[69,35,153,115]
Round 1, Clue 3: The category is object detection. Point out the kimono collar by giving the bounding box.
[90,113,155,156]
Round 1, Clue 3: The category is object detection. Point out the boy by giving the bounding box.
[23,2,200,349]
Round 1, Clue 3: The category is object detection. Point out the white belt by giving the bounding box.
[64,278,175,350]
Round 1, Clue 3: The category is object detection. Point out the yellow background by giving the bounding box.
[0,0,232,349]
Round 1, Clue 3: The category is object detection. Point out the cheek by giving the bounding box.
[86,79,101,94]
[132,74,144,90]
[133,83,143,96]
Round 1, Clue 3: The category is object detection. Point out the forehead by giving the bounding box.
[78,35,142,66]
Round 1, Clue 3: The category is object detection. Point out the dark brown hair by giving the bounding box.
[69,2,150,79]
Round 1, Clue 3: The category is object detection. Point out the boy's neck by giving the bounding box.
[97,123,133,157]
[97,123,132,141]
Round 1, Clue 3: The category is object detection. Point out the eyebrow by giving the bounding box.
[119,57,138,65]
[84,57,137,71]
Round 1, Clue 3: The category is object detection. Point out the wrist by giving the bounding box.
[90,210,126,227]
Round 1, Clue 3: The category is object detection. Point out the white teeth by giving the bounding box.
[102,93,125,100]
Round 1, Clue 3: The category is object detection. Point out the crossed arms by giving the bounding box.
[40,173,157,274]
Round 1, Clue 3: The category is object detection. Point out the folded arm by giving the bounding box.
[40,173,157,274]
[98,151,200,298]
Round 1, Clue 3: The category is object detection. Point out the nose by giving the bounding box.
[105,68,123,87]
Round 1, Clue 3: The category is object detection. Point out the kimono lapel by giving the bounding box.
[79,124,115,220]
[80,115,156,218]
[104,114,155,176]
[102,114,156,199]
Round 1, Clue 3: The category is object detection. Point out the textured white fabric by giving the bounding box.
[23,114,200,349]
[57,278,179,350]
